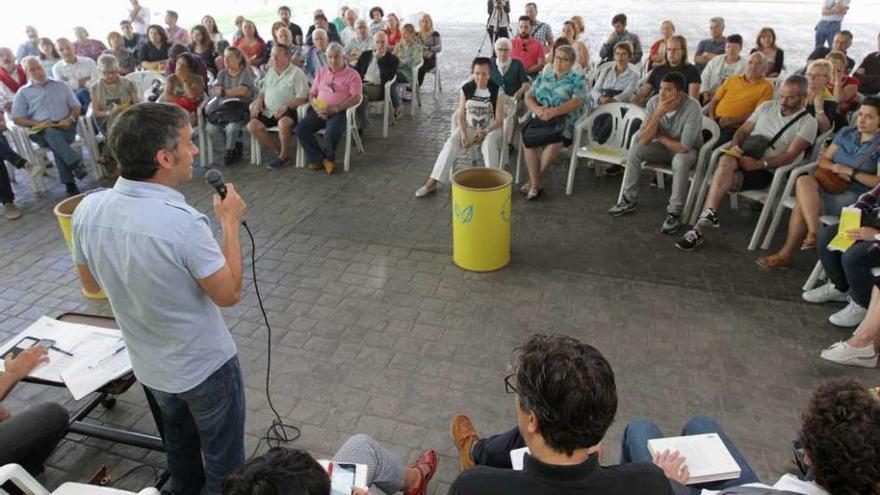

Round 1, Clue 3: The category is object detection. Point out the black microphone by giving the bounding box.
[205,168,227,199]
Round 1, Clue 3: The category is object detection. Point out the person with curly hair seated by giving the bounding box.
[621,378,880,494]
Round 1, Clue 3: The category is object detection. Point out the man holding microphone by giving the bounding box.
[71,102,247,495]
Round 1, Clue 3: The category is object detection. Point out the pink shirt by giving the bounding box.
[311,65,362,107]
[511,37,543,70]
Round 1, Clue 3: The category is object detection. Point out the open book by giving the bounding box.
[0,316,133,400]
[648,434,741,485]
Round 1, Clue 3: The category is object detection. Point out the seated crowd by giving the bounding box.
[0,5,444,214]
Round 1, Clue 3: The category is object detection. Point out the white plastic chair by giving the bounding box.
[0,463,160,495]
[588,61,614,88]
[4,128,45,193]
[7,123,89,192]
[397,61,424,116]
[691,145,805,250]
[759,128,834,249]
[365,75,397,138]
[422,53,442,96]
[294,94,364,172]
[566,102,646,195]
[628,116,721,222]
[124,71,166,101]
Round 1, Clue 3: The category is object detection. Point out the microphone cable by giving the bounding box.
[242,220,301,458]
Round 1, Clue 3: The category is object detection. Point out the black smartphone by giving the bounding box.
[330,463,357,495]
[7,336,41,359]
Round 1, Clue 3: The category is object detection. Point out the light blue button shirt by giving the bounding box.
[71,178,237,393]
[12,79,80,122]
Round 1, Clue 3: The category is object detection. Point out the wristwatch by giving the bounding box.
[874,233,880,242]
[762,159,769,169]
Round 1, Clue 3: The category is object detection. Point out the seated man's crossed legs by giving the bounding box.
[675,153,771,251]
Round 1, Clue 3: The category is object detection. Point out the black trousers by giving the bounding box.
[471,426,525,469]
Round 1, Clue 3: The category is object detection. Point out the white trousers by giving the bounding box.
[430,126,503,183]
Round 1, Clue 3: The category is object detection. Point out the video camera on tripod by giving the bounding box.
[478,0,509,54]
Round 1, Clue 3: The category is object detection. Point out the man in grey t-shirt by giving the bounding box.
[693,17,727,72]
[610,72,703,235]
[676,75,817,251]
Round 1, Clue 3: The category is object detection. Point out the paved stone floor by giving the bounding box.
[1,18,879,495]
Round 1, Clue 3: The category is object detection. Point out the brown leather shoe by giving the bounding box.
[450,414,479,471]
[323,159,336,175]
[756,254,791,270]
[308,162,323,171]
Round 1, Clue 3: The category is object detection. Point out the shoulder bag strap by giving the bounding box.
[768,110,808,149]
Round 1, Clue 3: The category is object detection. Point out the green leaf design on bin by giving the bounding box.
[500,197,511,223]
[455,203,474,224]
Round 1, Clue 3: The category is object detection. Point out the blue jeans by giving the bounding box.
[147,356,246,495]
[0,135,21,203]
[817,223,880,308]
[30,126,80,184]
[206,121,245,151]
[621,416,759,494]
[471,427,525,469]
[74,87,91,115]
[814,20,841,49]
[295,108,347,164]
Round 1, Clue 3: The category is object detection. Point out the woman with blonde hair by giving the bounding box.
[417,13,442,86]
[561,21,590,70]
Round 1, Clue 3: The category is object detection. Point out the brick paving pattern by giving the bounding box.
[1,12,878,494]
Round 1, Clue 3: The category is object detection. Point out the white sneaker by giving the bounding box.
[828,298,868,327]
[802,282,848,304]
[820,341,878,368]
[414,185,436,198]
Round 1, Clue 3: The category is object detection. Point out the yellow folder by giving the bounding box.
[827,207,862,252]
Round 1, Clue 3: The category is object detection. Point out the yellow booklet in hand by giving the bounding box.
[313,99,328,111]
[827,207,862,252]
[31,121,65,133]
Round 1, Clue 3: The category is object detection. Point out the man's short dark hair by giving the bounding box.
[120,20,132,26]
[726,34,743,46]
[525,2,537,9]
[513,335,617,456]
[221,447,330,495]
[108,103,189,181]
[783,74,809,97]
[278,5,291,14]
[838,29,853,40]
[612,13,627,25]
[472,57,491,70]
[369,6,384,18]
[166,10,178,20]
[518,15,532,24]
[661,72,687,92]
[314,13,328,22]
[799,379,880,495]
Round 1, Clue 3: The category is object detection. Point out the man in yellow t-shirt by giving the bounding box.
[706,52,774,145]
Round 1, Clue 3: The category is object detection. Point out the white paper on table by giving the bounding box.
[510,446,530,471]
[0,316,127,386]
[61,343,131,400]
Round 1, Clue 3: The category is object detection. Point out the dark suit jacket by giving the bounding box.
[356,50,399,88]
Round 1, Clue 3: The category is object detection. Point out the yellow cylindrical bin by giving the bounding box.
[451,168,512,272]
[54,194,107,300]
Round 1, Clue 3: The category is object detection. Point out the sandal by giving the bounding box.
[756,254,791,270]
[404,449,438,495]
[526,188,540,201]
[519,181,530,195]
[800,232,817,251]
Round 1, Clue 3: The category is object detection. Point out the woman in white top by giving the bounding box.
[591,41,639,105]
[414,57,506,197]
[202,15,224,44]
[562,21,590,70]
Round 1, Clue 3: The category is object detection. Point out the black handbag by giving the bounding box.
[521,115,566,148]
[205,97,250,126]
[739,110,809,159]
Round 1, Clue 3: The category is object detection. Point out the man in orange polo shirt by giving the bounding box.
[511,16,545,76]
[705,52,774,146]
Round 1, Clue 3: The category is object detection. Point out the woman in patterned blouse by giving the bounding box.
[521,45,588,200]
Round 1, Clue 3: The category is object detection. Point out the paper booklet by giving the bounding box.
[318,460,368,494]
[648,433,741,485]
[827,207,861,252]
[510,446,530,471]
[0,316,133,400]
